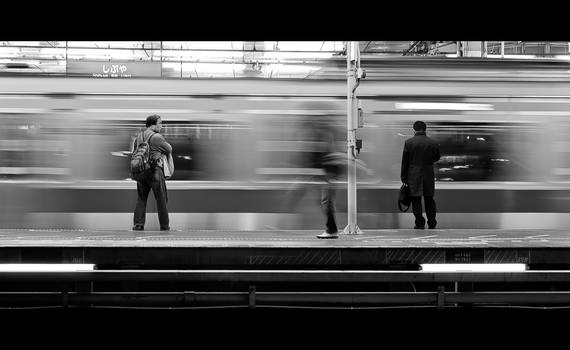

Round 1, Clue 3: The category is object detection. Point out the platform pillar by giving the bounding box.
[343,42,362,235]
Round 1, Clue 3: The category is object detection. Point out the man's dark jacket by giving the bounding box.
[400,131,441,197]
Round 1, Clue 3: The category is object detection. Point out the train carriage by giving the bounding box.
[0,57,569,230]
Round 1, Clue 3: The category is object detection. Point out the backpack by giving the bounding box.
[130,131,156,181]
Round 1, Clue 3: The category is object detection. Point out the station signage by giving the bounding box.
[67,61,162,78]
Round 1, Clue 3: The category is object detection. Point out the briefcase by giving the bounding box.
[398,184,411,212]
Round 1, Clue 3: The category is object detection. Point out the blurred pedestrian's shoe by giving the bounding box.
[428,225,437,229]
[317,232,339,239]
[160,226,170,231]
[413,225,425,230]
[132,225,144,231]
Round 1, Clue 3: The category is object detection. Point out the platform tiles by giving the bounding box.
[0,229,568,268]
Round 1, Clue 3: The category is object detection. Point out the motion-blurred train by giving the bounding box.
[1,57,570,230]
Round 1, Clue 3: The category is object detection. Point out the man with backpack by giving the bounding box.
[130,114,172,231]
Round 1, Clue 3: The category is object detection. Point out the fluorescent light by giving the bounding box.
[0,264,95,272]
[395,102,494,111]
[421,264,527,272]
[264,64,320,77]
[274,41,342,52]
[487,54,539,59]
[262,51,334,61]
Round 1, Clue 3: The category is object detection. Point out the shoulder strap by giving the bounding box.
[138,131,157,145]
[145,131,157,144]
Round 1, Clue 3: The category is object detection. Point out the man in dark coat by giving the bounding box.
[401,121,441,229]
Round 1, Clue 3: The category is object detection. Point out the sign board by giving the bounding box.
[67,61,162,78]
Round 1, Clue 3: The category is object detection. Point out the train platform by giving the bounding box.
[0,228,569,268]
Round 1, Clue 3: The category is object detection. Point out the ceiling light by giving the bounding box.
[0,264,95,272]
[420,264,527,272]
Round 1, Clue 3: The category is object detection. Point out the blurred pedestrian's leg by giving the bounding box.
[321,180,338,233]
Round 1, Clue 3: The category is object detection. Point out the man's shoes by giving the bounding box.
[413,225,425,230]
[132,225,144,231]
[428,225,437,229]
[160,226,170,231]
[317,231,339,239]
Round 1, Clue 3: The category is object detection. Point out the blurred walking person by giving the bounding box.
[314,121,342,239]
[285,102,343,239]
[401,121,440,229]
[131,114,172,231]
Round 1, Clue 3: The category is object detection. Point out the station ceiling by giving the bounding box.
[0,41,568,79]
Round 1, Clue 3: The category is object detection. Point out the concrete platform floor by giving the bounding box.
[0,228,568,248]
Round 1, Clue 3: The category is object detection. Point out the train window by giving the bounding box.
[429,122,543,181]
[97,120,255,181]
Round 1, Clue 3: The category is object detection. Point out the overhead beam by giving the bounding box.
[1,270,570,283]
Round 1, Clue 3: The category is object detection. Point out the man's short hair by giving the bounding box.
[146,114,161,127]
[413,120,427,131]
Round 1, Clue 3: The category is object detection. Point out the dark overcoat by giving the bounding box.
[400,131,441,197]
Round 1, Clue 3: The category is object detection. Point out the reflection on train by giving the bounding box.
[0,57,568,230]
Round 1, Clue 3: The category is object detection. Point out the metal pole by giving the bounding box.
[501,41,505,58]
[343,42,361,235]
